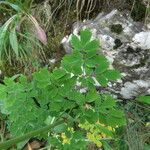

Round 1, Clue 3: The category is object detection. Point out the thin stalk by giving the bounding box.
[0,119,64,150]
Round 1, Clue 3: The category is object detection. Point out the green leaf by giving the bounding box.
[67,91,85,105]
[85,58,96,68]
[95,55,108,64]
[61,51,83,75]
[79,77,95,89]
[137,96,150,105]
[58,78,75,97]
[33,68,51,88]
[62,100,76,110]
[86,90,99,102]
[44,116,54,125]
[71,35,82,50]
[144,144,150,150]
[86,50,97,58]
[110,109,125,118]
[0,14,18,62]
[84,109,99,123]
[80,29,92,45]
[52,68,66,80]
[96,75,108,87]
[84,40,99,51]
[103,70,121,81]
[97,124,114,137]
[106,114,126,127]
[19,75,27,85]
[49,88,58,99]
[102,141,113,150]
[49,102,62,112]
[0,27,6,55]
[53,123,67,133]
[95,56,109,74]
[9,27,19,57]
[0,26,8,60]
[101,99,116,108]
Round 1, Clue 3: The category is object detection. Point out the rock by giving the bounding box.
[132,31,150,50]
[61,10,150,100]
[120,80,150,99]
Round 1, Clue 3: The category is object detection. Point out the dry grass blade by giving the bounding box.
[27,14,47,45]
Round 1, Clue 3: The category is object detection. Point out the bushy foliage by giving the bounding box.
[0,29,126,149]
[0,0,47,65]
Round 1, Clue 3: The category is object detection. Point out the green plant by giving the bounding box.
[137,95,150,105]
[0,29,126,149]
[120,98,150,150]
[0,0,47,65]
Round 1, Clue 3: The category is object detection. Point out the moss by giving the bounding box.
[110,24,123,34]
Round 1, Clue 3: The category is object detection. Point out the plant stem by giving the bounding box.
[0,119,64,150]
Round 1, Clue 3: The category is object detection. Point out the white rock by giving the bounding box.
[120,80,150,99]
[132,31,150,49]
[120,82,139,99]
[134,80,150,88]
[98,34,115,50]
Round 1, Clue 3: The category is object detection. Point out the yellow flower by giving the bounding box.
[96,141,102,147]
[87,132,102,147]
[68,127,74,133]
[61,133,70,145]
[107,126,115,132]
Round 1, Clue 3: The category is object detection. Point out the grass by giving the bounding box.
[122,101,150,150]
[0,1,47,66]
[144,0,150,26]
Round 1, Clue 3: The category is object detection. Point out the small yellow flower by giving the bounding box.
[87,132,94,140]
[96,141,102,147]
[68,127,74,133]
[87,132,102,147]
[107,126,115,132]
[61,133,70,145]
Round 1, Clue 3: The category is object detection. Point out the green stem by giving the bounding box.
[0,119,64,150]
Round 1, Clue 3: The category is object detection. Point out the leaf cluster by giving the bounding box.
[0,29,126,149]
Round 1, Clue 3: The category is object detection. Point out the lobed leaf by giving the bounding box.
[80,29,92,45]
[70,35,82,50]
